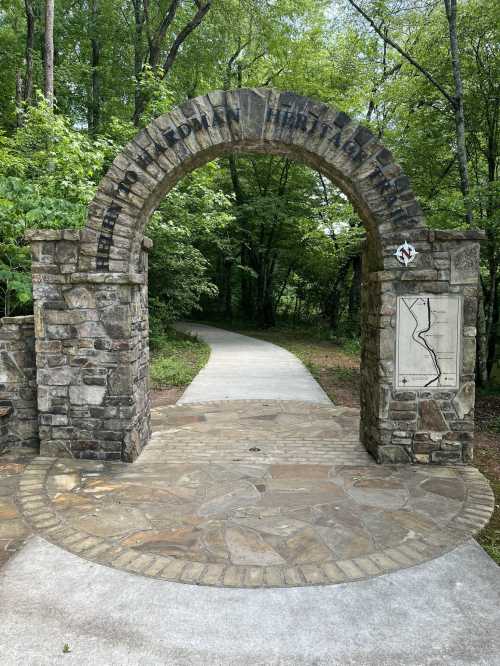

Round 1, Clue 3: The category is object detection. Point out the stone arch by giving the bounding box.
[26,88,484,464]
[81,88,424,274]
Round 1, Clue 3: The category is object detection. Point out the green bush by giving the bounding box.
[149,327,210,389]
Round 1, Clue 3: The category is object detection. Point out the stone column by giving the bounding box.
[360,229,484,464]
[26,230,151,461]
[0,315,38,452]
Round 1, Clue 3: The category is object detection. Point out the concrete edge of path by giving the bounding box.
[173,322,332,405]
[1,536,500,665]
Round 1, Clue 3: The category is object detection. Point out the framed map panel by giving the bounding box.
[395,295,462,390]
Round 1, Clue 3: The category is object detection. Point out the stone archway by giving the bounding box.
[26,88,483,464]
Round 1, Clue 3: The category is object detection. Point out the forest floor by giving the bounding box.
[215,321,500,565]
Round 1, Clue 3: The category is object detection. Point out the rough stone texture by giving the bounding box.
[24,88,484,463]
[0,448,34,568]
[360,230,484,465]
[26,231,151,461]
[0,316,39,452]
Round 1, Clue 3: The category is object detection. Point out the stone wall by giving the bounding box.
[27,229,151,461]
[361,228,484,464]
[0,315,39,453]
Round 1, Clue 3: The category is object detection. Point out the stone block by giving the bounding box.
[452,382,475,419]
[38,367,74,386]
[69,385,107,406]
[430,450,462,464]
[377,445,411,463]
[418,400,448,432]
[63,286,97,309]
[450,244,480,284]
[46,325,78,340]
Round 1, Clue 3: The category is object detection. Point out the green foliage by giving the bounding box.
[0,102,113,314]
[147,165,235,329]
[0,0,498,367]
[149,327,210,389]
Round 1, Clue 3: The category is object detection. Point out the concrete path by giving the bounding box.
[174,322,331,404]
[1,323,499,665]
[1,537,499,665]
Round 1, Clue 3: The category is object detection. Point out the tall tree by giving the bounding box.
[132,0,212,125]
[346,0,472,224]
[88,0,101,133]
[443,0,471,224]
[23,0,35,107]
[44,0,54,106]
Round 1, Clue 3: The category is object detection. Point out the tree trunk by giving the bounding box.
[24,0,35,106]
[326,261,350,331]
[274,265,293,312]
[476,284,489,386]
[486,267,499,376]
[132,1,211,125]
[239,245,255,320]
[132,0,145,126]
[44,0,54,106]
[255,269,276,329]
[217,255,233,320]
[443,0,472,225]
[224,260,233,320]
[15,71,23,127]
[88,0,100,134]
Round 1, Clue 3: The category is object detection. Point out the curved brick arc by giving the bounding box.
[81,88,424,273]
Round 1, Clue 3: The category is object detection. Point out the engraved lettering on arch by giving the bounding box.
[158,105,241,150]
[117,170,139,195]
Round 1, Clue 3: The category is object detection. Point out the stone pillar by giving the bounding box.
[360,229,484,464]
[0,315,39,452]
[26,230,151,461]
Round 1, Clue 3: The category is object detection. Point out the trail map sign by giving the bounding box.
[395,295,462,389]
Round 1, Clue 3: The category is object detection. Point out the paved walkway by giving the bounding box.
[1,537,499,665]
[144,399,372,465]
[0,323,499,664]
[174,322,331,404]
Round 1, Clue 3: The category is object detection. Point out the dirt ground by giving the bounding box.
[473,396,500,561]
[151,387,185,407]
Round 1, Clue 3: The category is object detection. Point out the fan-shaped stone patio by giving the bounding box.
[13,402,493,588]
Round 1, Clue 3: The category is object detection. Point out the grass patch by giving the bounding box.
[149,327,210,389]
[478,533,500,563]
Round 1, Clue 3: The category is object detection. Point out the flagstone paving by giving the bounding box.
[0,396,495,587]
[10,445,493,588]
[0,449,35,569]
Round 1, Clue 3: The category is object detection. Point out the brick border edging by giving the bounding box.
[16,458,495,588]
[152,399,358,411]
